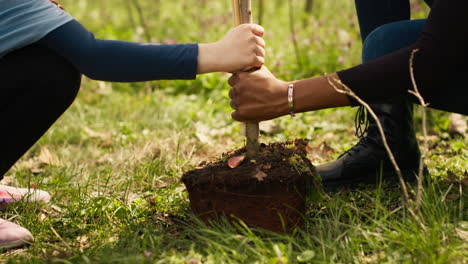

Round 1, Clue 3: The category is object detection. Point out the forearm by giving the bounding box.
[197,43,220,74]
[228,68,350,122]
[38,20,198,82]
[290,73,350,114]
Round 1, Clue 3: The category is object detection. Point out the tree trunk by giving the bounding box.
[305,0,313,13]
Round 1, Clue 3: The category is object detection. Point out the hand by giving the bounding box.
[50,0,64,10]
[228,66,289,122]
[198,24,265,74]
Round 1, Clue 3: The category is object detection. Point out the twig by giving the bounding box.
[408,49,430,211]
[326,75,427,230]
[325,76,410,205]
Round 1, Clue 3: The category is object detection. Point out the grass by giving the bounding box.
[1,0,467,263]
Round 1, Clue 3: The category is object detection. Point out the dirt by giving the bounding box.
[181,139,320,233]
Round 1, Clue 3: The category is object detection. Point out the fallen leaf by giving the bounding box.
[83,127,112,141]
[77,235,90,253]
[456,228,468,241]
[228,156,245,168]
[254,169,268,181]
[155,179,175,189]
[174,186,186,193]
[39,213,48,222]
[263,164,272,170]
[38,146,61,166]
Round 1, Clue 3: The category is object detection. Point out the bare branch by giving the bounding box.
[325,74,427,230]
[325,76,410,205]
[409,49,429,211]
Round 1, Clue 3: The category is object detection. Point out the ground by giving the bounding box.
[1,0,467,263]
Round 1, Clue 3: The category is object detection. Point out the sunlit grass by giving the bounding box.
[1,0,466,263]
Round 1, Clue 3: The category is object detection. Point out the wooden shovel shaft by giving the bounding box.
[232,0,259,156]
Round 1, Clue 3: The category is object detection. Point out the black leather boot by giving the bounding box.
[317,101,422,190]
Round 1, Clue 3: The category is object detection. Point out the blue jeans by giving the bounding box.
[354,1,425,108]
[363,19,425,63]
[355,0,410,43]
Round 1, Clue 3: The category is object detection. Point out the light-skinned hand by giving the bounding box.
[198,24,266,74]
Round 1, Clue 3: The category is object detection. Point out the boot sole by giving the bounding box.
[323,168,430,192]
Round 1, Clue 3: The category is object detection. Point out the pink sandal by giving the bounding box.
[0,184,51,206]
[0,218,34,249]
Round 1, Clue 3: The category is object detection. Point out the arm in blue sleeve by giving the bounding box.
[38,20,198,82]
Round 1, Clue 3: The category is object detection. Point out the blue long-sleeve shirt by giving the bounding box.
[1,0,199,81]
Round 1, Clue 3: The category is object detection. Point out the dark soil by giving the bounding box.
[182,139,320,233]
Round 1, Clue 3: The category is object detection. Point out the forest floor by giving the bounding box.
[1,0,466,263]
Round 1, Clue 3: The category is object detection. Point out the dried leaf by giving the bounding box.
[254,169,268,181]
[228,156,245,168]
[263,164,272,170]
[77,236,89,244]
[77,235,90,253]
[155,178,175,189]
[83,127,112,141]
[39,213,48,222]
[456,228,468,241]
[38,146,61,166]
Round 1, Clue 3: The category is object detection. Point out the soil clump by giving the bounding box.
[182,139,319,233]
